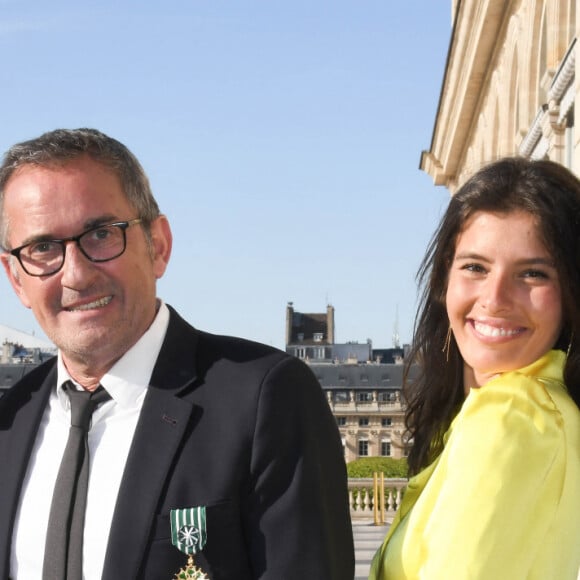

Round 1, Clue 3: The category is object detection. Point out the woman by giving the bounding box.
[370,157,580,579]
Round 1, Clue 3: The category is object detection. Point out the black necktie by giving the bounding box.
[42,382,111,580]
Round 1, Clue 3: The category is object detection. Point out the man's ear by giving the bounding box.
[149,215,173,279]
[0,254,32,309]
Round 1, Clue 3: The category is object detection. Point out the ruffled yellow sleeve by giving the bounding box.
[391,371,566,579]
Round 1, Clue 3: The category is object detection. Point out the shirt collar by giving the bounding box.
[56,301,170,410]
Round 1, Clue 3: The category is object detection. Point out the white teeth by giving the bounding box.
[67,296,112,312]
[473,321,521,337]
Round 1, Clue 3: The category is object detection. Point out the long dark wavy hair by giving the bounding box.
[404,157,580,475]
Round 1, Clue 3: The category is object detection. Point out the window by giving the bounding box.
[334,391,349,403]
[381,441,391,456]
[313,332,324,342]
[336,416,347,426]
[378,390,397,402]
[381,417,392,427]
[358,417,369,427]
[358,440,369,456]
[355,391,373,403]
[297,333,304,342]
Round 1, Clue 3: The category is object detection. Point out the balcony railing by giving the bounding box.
[348,477,407,522]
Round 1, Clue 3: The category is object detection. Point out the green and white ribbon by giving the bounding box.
[170,507,207,555]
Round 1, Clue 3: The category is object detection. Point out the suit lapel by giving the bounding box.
[0,363,55,576]
[102,309,200,580]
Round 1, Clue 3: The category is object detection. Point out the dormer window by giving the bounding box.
[313,332,324,342]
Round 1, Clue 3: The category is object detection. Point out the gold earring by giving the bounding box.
[567,332,574,358]
[442,326,452,363]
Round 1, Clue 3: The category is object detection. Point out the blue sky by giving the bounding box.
[0,1,452,349]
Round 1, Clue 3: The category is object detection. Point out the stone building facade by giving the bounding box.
[421,0,579,191]
[286,304,414,462]
[312,362,413,462]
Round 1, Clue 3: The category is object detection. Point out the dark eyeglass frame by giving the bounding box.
[9,218,143,277]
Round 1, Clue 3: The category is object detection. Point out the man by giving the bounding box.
[0,128,354,579]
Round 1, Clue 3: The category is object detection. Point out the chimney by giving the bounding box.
[285,302,294,346]
[326,304,335,344]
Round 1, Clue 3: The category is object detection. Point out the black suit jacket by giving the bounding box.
[0,306,354,579]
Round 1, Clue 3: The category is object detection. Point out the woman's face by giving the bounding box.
[445,210,563,390]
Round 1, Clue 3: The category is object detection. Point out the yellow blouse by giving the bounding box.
[369,350,580,579]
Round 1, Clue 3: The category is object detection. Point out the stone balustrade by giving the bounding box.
[348,477,407,521]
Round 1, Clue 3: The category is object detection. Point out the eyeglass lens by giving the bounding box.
[19,224,127,276]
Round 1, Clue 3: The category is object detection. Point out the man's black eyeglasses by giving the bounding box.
[9,218,143,277]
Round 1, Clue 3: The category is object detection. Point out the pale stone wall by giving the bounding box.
[421,0,579,193]
[326,390,407,462]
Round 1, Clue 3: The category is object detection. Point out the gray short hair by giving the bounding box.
[0,128,161,249]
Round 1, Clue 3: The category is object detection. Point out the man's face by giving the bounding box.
[0,155,172,374]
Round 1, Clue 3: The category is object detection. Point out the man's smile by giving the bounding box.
[64,296,112,312]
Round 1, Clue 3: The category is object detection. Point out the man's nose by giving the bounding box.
[59,240,98,286]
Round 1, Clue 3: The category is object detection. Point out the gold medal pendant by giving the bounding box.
[173,555,209,579]
[170,507,209,579]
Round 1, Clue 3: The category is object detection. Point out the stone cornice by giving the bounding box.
[518,105,547,157]
[548,39,576,104]
[420,0,510,188]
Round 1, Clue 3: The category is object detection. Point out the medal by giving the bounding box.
[173,554,209,579]
[171,507,210,579]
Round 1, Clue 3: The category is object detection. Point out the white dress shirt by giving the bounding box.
[11,301,170,580]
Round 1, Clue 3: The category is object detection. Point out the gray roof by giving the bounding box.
[307,362,418,390]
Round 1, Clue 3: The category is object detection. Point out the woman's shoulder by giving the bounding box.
[450,377,580,471]
[463,350,572,424]
[440,363,569,487]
